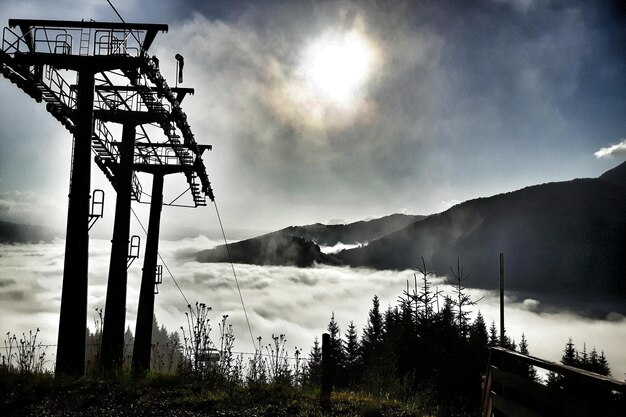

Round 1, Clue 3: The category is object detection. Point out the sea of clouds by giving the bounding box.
[1,237,624,380]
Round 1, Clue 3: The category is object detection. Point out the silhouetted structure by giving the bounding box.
[0,19,214,377]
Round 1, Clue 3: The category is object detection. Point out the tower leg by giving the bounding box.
[55,71,95,377]
[100,123,136,373]
[132,173,164,377]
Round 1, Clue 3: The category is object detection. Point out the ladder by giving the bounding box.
[79,24,92,56]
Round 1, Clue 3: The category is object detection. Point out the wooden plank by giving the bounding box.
[489,347,626,394]
[491,367,595,417]
[492,392,542,417]
[481,367,494,415]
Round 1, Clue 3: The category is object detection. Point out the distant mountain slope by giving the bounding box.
[196,234,340,267]
[337,175,626,302]
[599,159,626,189]
[195,213,422,267]
[277,213,425,246]
[0,220,55,243]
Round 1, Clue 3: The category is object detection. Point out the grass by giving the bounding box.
[0,372,433,417]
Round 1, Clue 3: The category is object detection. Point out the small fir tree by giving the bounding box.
[344,321,361,386]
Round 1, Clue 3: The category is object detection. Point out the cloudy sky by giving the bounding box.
[0,0,625,236]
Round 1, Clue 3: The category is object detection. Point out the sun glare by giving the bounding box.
[301,30,376,104]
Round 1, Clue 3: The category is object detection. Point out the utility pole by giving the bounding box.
[499,252,505,347]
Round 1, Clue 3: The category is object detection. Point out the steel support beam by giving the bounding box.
[100,123,137,373]
[132,173,164,376]
[55,71,95,377]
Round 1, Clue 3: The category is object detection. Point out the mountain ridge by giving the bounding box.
[0,220,56,244]
[195,213,423,266]
[196,161,626,313]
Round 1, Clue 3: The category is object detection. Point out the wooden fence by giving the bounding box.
[482,347,625,417]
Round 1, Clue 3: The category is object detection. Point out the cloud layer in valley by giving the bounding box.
[1,238,625,379]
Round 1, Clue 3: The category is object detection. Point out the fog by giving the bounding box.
[0,237,624,380]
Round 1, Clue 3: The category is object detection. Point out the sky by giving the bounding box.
[0,0,625,237]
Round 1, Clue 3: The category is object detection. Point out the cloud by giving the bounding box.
[1,238,625,378]
[522,298,540,312]
[594,139,626,159]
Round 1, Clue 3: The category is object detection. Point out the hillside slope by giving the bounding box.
[338,172,626,302]
[196,234,340,267]
[196,214,423,266]
[278,213,425,246]
[0,220,55,243]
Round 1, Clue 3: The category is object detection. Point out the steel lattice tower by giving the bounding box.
[0,19,214,376]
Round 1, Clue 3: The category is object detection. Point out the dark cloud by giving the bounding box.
[0,278,16,287]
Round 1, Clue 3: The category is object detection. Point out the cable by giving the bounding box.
[130,206,192,309]
[106,0,142,45]
[213,199,256,349]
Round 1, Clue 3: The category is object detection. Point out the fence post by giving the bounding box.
[321,332,332,406]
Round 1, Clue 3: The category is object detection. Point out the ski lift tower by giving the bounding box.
[0,19,214,377]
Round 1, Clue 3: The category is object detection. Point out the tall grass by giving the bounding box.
[1,328,48,374]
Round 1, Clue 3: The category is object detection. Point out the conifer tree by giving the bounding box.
[596,350,611,377]
[469,311,488,348]
[361,295,384,364]
[414,258,440,323]
[562,338,577,366]
[344,321,361,386]
[518,333,538,381]
[306,337,322,386]
[488,320,499,347]
[449,258,481,338]
[327,312,345,386]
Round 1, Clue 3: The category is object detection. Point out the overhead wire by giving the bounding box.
[105,0,256,351]
[130,206,192,309]
[212,199,257,349]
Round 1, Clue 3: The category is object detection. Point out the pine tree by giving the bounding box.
[488,320,499,347]
[597,350,611,377]
[361,295,384,364]
[518,333,538,381]
[548,338,578,389]
[327,312,345,386]
[562,338,577,366]
[306,337,322,386]
[344,321,361,386]
[469,311,488,348]
[414,258,441,323]
[449,258,481,338]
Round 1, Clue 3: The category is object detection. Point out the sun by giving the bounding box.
[267,25,380,130]
[300,29,377,105]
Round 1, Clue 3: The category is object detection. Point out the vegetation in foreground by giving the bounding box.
[0,372,431,417]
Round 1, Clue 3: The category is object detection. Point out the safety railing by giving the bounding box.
[482,347,625,417]
[3,25,142,57]
[92,119,118,160]
[43,65,75,108]
[94,29,140,57]
[2,26,29,56]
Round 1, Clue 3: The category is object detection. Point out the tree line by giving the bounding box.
[303,259,614,413]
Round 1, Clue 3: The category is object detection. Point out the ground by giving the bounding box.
[1,373,431,417]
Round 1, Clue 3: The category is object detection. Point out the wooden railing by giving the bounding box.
[482,347,625,417]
